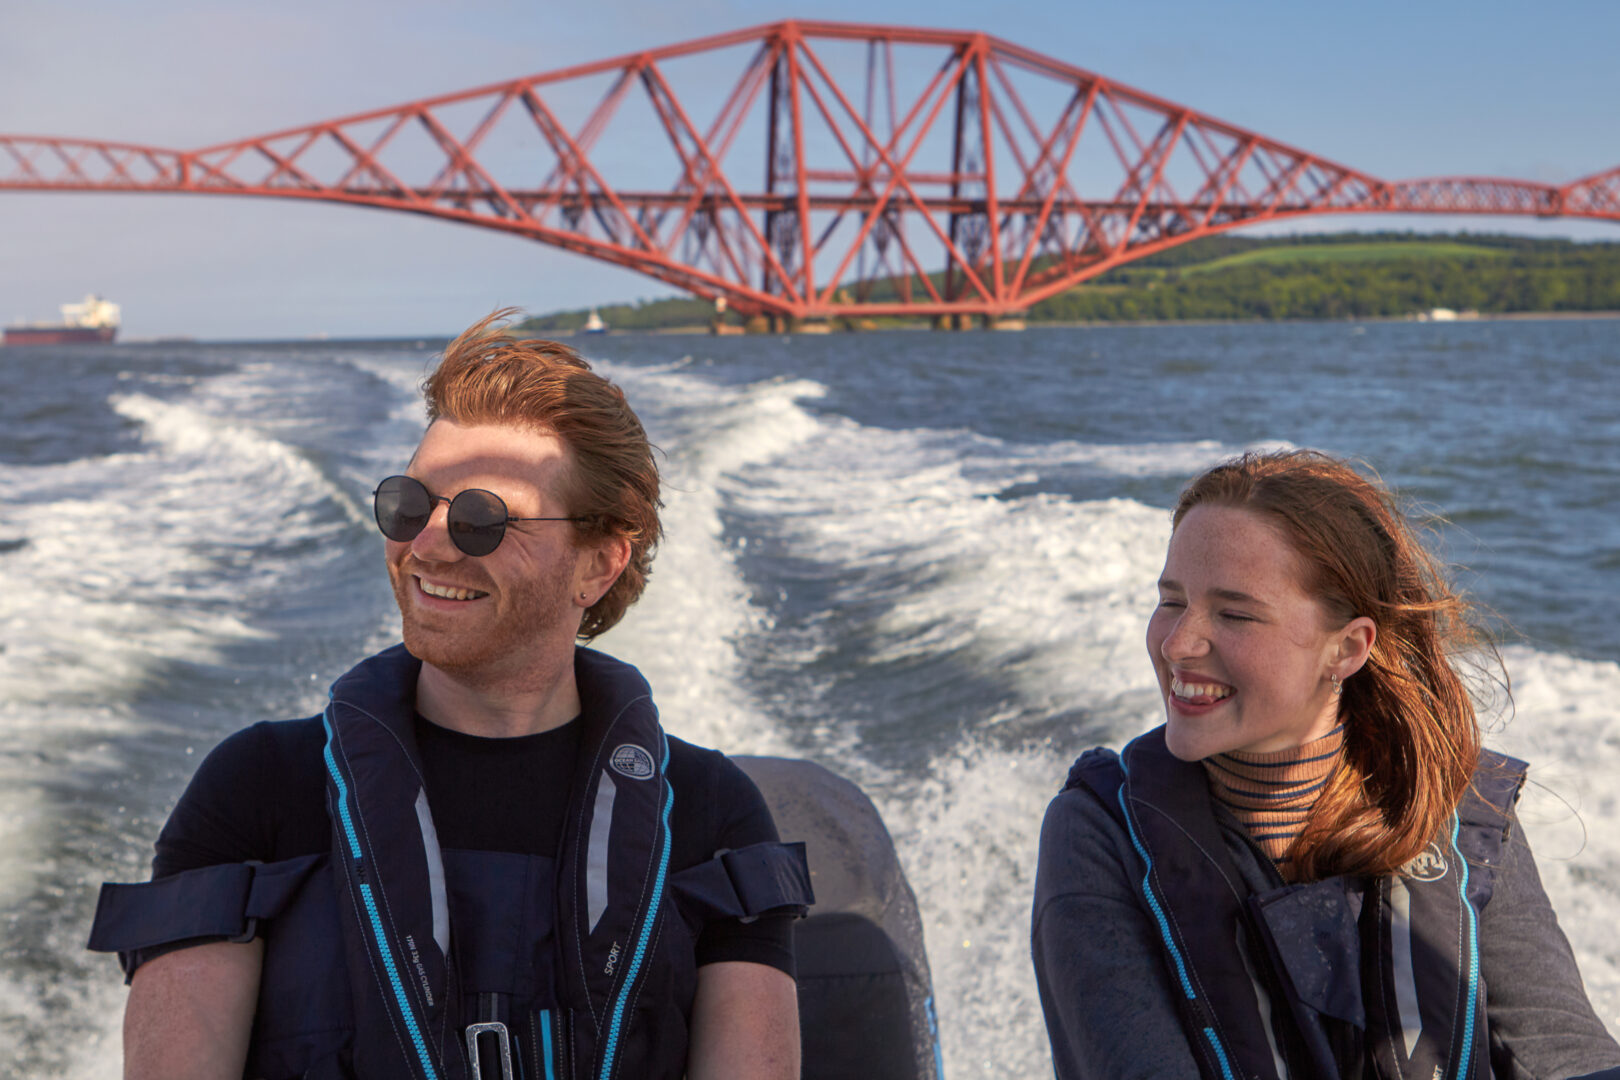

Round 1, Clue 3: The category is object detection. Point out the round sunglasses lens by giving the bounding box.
[375,476,432,542]
[447,489,508,557]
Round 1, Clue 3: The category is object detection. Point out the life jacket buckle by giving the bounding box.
[465,1020,516,1080]
[226,860,264,942]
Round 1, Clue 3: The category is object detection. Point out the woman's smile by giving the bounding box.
[1168,674,1234,706]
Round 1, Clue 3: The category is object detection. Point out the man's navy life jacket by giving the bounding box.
[89,645,813,1080]
[1068,727,1525,1080]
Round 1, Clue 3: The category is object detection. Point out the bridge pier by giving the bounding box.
[738,315,843,334]
[931,313,1028,331]
[725,311,1026,334]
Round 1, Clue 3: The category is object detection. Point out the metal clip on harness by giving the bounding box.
[465,1021,516,1080]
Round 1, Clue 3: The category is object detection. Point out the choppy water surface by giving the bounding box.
[2,320,1617,1077]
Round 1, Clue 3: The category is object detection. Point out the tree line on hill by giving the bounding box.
[516,296,719,334]
[517,232,1620,331]
[1030,233,1620,322]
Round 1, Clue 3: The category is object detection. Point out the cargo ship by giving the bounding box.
[3,295,121,345]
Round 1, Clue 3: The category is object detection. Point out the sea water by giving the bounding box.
[1,320,1616,1077]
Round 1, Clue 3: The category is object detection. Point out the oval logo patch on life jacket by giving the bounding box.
[610,743,655,780]
[1401,842,1449,882]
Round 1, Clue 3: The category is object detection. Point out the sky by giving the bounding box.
[1,0,1616,339]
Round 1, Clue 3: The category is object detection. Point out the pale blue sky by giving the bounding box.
[2,0,1616,338]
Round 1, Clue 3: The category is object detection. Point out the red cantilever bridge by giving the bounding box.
[4,20,1618,324]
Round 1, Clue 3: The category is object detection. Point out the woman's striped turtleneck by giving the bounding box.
[1202,725,1344,882]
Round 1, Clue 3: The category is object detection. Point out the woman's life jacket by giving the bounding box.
[88,645,813,1080]
[1069,727,1526,1080]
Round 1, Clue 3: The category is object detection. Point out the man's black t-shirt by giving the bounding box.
[153,713,794,974]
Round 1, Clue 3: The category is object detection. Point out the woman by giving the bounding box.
[1032,450,1620,1080]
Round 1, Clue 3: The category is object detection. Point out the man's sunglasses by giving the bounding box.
[372,474,584,557]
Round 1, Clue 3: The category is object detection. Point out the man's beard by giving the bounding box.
[391,554,578,681]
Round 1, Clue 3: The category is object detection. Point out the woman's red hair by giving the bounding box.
[1174,450,1495,880]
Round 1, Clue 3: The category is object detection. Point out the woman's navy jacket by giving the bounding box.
[1061,727,1526,1080]
[89,645,813,1080]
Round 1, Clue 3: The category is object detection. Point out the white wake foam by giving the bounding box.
[0,439,273,714]
[722,412,1260,727]
[0,390,373,710]
[591,369,826,757]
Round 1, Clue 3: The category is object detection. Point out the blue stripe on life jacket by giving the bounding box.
[321,705,362,861]
[1117,758,1237,1080]
[598,734,675,1080]
[1117,781,1197,1001]
[541,1008,557,1080]
[360,881,438,1080]
[322,703,439,1080]
[1449,812,1480,1080]
[1202,1028,1235,1078]
[926,995,946,1080]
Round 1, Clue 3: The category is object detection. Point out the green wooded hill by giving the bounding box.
[1031,232,1620,321]
[517,233,1620,331]
[516,296,719,334]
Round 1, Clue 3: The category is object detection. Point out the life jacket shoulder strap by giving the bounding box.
[86,854,325,978]
[1454,750,1527,910]
[1062,739,1287,1080]
[1062,747,1127,821]
[669,840,814,921]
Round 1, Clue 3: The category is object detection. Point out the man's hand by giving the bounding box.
[687,960,800,1080]
[125,939,262,1080]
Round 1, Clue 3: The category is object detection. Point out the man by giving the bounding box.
[89,315,812,1080]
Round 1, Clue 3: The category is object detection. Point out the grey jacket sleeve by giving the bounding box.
[1031,785,1202,1080]
[1481,813,1620,1080]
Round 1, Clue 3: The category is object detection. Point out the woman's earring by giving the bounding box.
[1330,672,1343,697]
